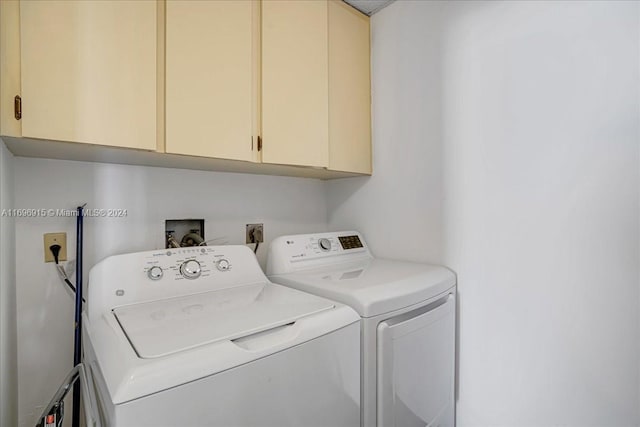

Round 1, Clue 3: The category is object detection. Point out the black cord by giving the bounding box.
[254,241,260,254]
[61,273,85,304]
[50,244,61,264]
[64,278,79,294]
[50,245,85,303]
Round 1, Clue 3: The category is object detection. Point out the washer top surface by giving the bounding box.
[267,232,456,317]
[114,282,334,358]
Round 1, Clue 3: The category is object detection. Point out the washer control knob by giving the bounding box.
[319,238,332,251]
[147,266,163,281]
[180,260,201,279]
[216,259,231,271]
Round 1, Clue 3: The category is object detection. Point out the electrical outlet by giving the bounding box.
[44,232,67,263]
[246,224,264,244]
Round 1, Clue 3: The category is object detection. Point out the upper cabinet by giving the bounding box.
[262,0,329,168]
[328,1,372,174]
[165,0,255,162]
[19,0,157,150]
[1,0,371,178]
[0,0,21,138]
[261,0,371,174]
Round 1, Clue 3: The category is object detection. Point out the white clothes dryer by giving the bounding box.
[267,232,456,427]
[83,245,361,427]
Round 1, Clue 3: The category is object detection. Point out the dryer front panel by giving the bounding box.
[377,293,455,427]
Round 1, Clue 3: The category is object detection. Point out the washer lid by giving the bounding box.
[269,259,456,318]
[113,283,334,358]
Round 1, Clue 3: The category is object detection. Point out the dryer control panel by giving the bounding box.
[267,231,372,275]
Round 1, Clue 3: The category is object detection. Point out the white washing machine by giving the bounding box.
[267,232,457,427]
[82,245,361,427]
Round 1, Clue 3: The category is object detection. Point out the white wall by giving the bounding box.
[0,139,17,427]
[13,158,328,427]
[443,2,640,424]
[326,2,443,263]
[328,1,640,425]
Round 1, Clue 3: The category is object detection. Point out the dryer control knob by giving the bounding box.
[319,238,332,251]
[147,266,163,281]
[180,260,201,279]
[216,259,230,271]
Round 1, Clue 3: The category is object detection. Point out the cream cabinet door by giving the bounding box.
[1,0,21,138]
[261,0,329,168]
[166,0,254,162]
[328,1,371,174]
[20,0,157,150]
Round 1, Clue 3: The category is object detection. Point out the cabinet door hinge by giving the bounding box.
[257,135,262,152]
[14,95,21,120]
[251,136,254,150]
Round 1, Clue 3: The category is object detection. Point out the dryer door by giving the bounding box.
[377,293,455,427]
